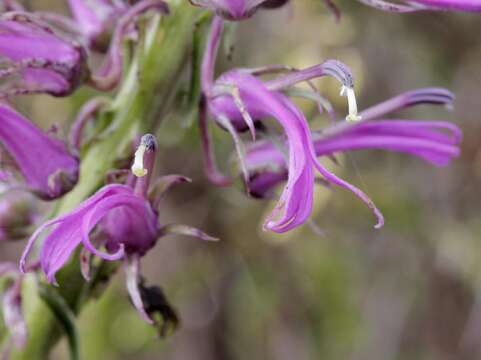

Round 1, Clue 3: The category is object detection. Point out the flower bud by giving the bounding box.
[0,13,88,96]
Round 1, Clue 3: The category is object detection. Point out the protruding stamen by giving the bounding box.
[132,144,148,177]
[131,134,157,177]
[340,85,361,122]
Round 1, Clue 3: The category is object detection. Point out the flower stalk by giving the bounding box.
[11,3,198,359]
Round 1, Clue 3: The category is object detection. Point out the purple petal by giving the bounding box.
[212,70,383,232]
[20,184,131,281]
[244,119,461,207]
[0,103,79,199]
[85,193,157,256]
[359,87,455,120]
[411,0,481,11]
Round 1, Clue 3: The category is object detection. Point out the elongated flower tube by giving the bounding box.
[356,0,481,12]
[0,12,88,97]
[68,0,128,50]
[0,103,79,200]
[244,88,460,199]
[208,69,382,232]
[246,120,461,198]
[20,134,217,323]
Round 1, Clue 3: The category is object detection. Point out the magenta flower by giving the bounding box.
[246,118,461,198]
[0,12,88,97]
[356,0,481,12]
[67,0,128,50]
[0,1,168,96]
[199,16,381,232]
[0,103,79,200]
[20,134,216,323]
[244,87,460,199]
[207,68,383,232]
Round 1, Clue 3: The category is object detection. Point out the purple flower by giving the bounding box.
[200,16,381,232]
[356,0,481,12]
[20,134,216,323]
[67,0,128,50]
[0,12,88,97]
[0,1,168,96]
[245,117,461,198]
[0,103,79,200]
[244,87,460,200]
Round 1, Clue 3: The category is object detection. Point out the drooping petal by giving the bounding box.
[20,184,132,282]
[359,88,455,121]
[148,175,192,210]
[356,0,481,12]
[211,70,383,232]
[244,119,461,203]
[88,193,158,256]
[412,0,481,11]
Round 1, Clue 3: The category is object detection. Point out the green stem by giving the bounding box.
[12,3,198,359]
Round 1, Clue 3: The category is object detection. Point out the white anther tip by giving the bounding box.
[131,144,148,177]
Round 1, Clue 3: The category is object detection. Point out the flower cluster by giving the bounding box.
[0,0,471,354]
[244,88,461,198]
[0,0,211,346]
[195,4,462,233]
[20,134,216,323]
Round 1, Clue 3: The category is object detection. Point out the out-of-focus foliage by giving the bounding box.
[3,1,481,359]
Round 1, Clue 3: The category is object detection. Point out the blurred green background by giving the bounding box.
[4,1,481,359]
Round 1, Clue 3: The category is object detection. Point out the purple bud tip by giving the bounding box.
[322,59,354,88]
[405,87,455,107]
[140,133,158,152]
[132,134,157,178]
